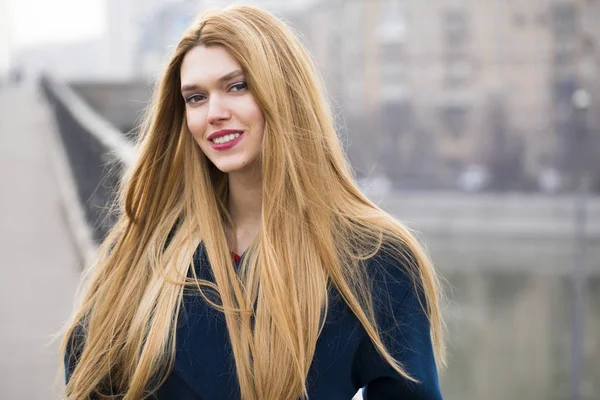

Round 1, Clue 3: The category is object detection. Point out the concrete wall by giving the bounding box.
[372,191,600,274]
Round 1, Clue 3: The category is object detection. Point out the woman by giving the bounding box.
[61,5,446,400]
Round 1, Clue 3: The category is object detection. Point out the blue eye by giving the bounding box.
[230,81,248,92]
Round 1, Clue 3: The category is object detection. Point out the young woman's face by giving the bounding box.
[180,45,265,175]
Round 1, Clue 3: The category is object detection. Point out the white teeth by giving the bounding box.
[213,133,241,144]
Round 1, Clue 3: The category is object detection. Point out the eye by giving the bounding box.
[185,94,206,104]
[229,81,248,92]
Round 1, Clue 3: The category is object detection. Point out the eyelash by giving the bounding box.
[185,81,248,104]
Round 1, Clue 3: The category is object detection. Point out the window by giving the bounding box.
[440,105,469,138]
[551,3,577,66]
[379,41,407,102]
[442,50,473,87]
[552,4,576,41]
[442,8,471,88]
[443,8,469,47]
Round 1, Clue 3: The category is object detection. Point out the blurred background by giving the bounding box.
[1,0,599,399]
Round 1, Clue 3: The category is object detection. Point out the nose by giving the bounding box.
[207,96,231,125]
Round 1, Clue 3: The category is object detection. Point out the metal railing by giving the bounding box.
[41,75,135,245]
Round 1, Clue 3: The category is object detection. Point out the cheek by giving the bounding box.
[186,112,207,139]
[248,106,265,136]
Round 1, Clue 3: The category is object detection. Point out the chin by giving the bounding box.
[212,160,248,174]
[214,165,239,174]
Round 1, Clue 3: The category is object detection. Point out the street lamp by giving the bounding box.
[570,87,591,400]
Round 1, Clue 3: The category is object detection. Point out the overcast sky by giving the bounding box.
[8,0,106,48]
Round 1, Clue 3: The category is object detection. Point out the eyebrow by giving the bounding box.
[181,69,245,94]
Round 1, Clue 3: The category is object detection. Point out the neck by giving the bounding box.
[227,166,262,253]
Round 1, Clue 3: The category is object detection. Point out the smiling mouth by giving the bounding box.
[211,132,242,145]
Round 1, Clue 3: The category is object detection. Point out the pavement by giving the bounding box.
[0,82,80,400]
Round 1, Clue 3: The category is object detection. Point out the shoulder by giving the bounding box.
[361,241,436,360]
[352,244,443,399]
[364,242,423,315]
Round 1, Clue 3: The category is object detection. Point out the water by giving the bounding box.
[438,251,600,399]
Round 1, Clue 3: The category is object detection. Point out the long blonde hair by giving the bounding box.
[60,5,445,400]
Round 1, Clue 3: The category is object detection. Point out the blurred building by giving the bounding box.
[136,0,200,77]
[295,0,600,190]
[135,0,320,77]
[106,0,185,79]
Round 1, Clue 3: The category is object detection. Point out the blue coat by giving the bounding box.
[66,242,443,399]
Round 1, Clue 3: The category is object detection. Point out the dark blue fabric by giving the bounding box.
[66,243,443,399]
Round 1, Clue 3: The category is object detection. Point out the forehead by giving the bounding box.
[180,45,243,86]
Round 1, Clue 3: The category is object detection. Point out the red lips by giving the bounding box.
[207,129,244,141]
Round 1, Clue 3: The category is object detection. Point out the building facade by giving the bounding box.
[297,0,599,190]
